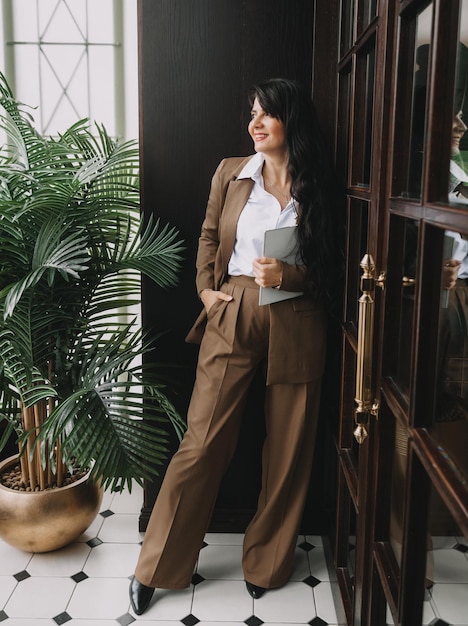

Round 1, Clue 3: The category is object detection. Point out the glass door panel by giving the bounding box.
[351,42,376,188]
[384,216,419,400]
[433,227,468,481]
[346,199,370,325]
[341,0,356,55]
[358,0,378,34]
[389,420,408,569]
[449,4,468,205]
[348,528,357,588]
[393,3,433,199]
[395,220,418,397]
[337,69,352,180]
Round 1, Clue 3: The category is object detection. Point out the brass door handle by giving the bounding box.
[354,254,380,444]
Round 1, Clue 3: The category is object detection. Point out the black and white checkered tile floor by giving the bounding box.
[0,484,346,625]
[1,484,467,625]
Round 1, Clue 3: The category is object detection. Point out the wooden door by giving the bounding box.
[327,1,468,624]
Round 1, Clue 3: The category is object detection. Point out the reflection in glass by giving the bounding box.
[434,229,468,483]
[390,426,468,622]
[407,5,433,198]
[340,0,355,55]
[449,3,468,204]
[352,46,375,187]
[389,420,407,569]
[337,71,351,180]
[386,603,394,625]
[388,429,468,625]
[362,48,375,187]
[347,200,369,325]
[450,108,468,201]
[348,504,357,590]
[426,490,468,624]
[348,534,356,588]
[394,220,418,397]
[359,0,378,33]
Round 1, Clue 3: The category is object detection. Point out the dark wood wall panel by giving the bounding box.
[138,0,322,531]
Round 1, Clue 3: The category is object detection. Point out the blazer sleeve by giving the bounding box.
[195,157,250,295]
[194,160,226,295]
[280,262,308,293]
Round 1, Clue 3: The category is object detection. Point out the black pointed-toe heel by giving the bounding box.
[245,580,267,599]
[129,575,155,615]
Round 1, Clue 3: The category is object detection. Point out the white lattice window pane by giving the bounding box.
[65,55,91,121]
[44,93,83,135]
[14,46,40,109]
[11,0,38,39]
[89,46,116,132]
[88,0,114,43]
[40,45,89,133]
[38,0,87,43]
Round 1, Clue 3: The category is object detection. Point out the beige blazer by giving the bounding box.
[185,156,327,385]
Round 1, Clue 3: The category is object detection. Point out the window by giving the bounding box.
[0,0,137,139]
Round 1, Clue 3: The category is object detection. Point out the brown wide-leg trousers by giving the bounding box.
[134,276,322,590]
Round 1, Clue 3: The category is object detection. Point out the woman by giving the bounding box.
[129,78,341,616]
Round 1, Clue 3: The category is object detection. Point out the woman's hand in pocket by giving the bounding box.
[199,288,233,314]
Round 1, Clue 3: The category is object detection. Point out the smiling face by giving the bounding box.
[452,110,467,155]
[248,97,287,158]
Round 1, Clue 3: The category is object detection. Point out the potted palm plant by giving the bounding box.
[0,73,186,552]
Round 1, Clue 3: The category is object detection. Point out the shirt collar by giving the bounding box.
[237,152,264,182]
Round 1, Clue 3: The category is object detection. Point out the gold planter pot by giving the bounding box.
[0,455,103,553]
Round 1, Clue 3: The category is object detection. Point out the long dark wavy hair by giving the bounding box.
[248,78,343,316]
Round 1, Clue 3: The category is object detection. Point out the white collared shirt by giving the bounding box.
[228,152,298,277]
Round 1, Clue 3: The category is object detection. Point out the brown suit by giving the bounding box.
[134,157,327,590]
[186,156,327,383]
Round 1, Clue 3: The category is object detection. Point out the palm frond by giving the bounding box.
[38,326,186,491]
[117,217,186,287]
[4,228,90,318]
[0,71,185,490]
[0,332,56,406]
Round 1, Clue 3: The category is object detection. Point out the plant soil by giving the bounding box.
[0,463,88,492]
